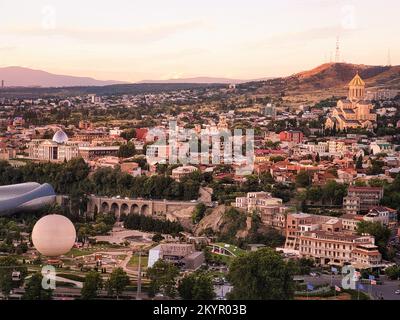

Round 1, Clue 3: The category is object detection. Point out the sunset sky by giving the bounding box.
[0,0,398,82]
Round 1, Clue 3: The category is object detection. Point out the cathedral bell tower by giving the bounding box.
[348,72,365,102]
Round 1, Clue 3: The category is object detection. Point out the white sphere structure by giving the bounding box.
[32,215,76,257]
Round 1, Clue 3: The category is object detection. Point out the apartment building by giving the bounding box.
[78,146,120,161]
[284,212,382,268]
[343,186,384,214]
[235,192,283,211]
[352,244,382,269]
[341,214,363,232]
[235,192,286,232]
[299,231,381,268]
[279,130,304,144]
[363,206,398,229]
[171,165,198,181]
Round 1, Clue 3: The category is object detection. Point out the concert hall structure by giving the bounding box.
[0,182,56,216]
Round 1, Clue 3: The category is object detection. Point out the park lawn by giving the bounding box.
[128,255,148,269]
[65,248,96,257]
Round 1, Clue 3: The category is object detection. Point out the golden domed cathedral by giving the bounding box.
[325,73,377,131]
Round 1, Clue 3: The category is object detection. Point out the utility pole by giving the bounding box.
[136,251,142,300]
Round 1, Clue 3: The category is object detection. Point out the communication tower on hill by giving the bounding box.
[335,36,341,63]
[387,49,392,66]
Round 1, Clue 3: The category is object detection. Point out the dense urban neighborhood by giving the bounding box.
[0,64,400,301]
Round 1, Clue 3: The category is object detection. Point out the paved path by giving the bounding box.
[55,276,83,289]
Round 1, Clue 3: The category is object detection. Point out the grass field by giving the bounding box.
[127,255,148,269]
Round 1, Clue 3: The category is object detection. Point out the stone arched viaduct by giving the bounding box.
[87,195,198,218]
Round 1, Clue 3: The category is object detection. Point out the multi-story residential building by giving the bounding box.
[235,192,283,212]
[351,244,382,269]
[369,140,392,155]
[307,142,328,154]
[235,192,286,232]
[263,103,276,118]
[299,231,381,268]
[279,130,304,144]
[341,214,363,232]
[284,212,382,268]
[78,120,92,130]
[71,130,107,143]
[363,206,398,229]
[146,144,169,164]
[328,140,346,154]
[285,213,316,251]
[78,146,120,161]
[171,165,198,181]
[259,206,288,232]
[343,186,384,214]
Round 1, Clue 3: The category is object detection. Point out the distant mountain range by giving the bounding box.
[138,77,276,84]
[0,63,399,93]
[138,77,245,84]
[0,66,128,87]
[0,67,275,87]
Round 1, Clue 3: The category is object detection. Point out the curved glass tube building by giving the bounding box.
[0,182,56,216]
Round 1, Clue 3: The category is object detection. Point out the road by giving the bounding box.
[302,274,400,300]
[214,284,233,299]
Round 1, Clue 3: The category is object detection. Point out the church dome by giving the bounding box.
[348,73,365,87]
[52,130,69,144]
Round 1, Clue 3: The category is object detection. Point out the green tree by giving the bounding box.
[23,273,53,300]
[384,265,400,280]
[357,221,391,258]
[192,203,207,224]
[0,256,27,299]
[118,142,136,158]
[306,186,323,203]
[321,181,347,205]
[356,155,363,169]
[120,128,136,141]
[296,170,312,188]
[106,267,130,299]
[147,260,180,298]
[81,271,103,300]
[152,233,164,243]
[366,159,384,175]
[227,248,295,300]
[295,258,315,275]
[178,271,215,300]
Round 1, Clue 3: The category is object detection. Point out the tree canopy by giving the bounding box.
[147,260,180,298]
[178,271,215,300]
[227,248,295,300]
